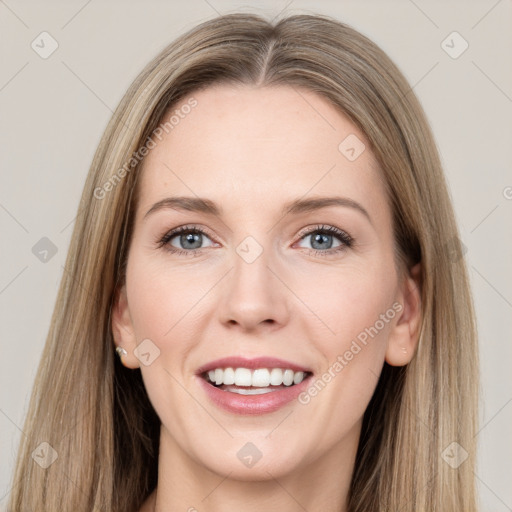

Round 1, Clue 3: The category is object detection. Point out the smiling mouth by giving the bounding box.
[202,367,313,395]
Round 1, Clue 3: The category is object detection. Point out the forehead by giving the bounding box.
[137,84,387,221]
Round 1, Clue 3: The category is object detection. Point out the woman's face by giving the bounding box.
[113,84,420,480]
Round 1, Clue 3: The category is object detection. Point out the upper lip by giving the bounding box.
[196,356,312,375]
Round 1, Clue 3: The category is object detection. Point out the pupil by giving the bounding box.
[312,233,332,250]
[181,232,201,249]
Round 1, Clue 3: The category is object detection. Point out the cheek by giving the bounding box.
[296,264,397,420]
[124,254,205,437]
[295,262,396,356]
[294,276,395,449]
[125,250,208,342]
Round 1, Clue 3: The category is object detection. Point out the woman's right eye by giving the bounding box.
[158,226,216,255]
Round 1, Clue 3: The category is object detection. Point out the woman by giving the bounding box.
[8,12,478,512]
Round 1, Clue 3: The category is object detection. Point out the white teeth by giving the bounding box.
[223,386,275,395]
[223,367,235,385]
[252,368,270,387]
[204,367,308,387]
[270,368,283,386]
[234,368,252,386]
[293,371,305,385]
[282,369,294,386]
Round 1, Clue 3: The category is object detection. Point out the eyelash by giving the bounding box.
[156,224,354,257]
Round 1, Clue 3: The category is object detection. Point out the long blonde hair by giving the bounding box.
[9,13,478,512]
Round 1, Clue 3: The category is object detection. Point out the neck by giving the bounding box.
[148,424,359,512]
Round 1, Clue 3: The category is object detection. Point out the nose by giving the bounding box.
[216,242,291,332]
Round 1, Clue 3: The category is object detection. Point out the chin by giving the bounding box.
[192,439,308,482]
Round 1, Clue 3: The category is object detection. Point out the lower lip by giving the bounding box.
[197,375,313,415]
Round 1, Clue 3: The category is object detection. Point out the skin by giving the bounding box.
[112,84,422,512]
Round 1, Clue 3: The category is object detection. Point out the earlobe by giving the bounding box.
[385,262,422,367]
[111,284,140,369]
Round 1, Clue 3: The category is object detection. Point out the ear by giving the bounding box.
[111,284,140,369]
[385,262,422,366]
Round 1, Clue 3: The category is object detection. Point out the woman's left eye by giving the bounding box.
[295,225,353,254]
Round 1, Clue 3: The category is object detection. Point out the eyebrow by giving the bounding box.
[143,196,372,224]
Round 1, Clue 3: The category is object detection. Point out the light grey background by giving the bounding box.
[1,1,511,510]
